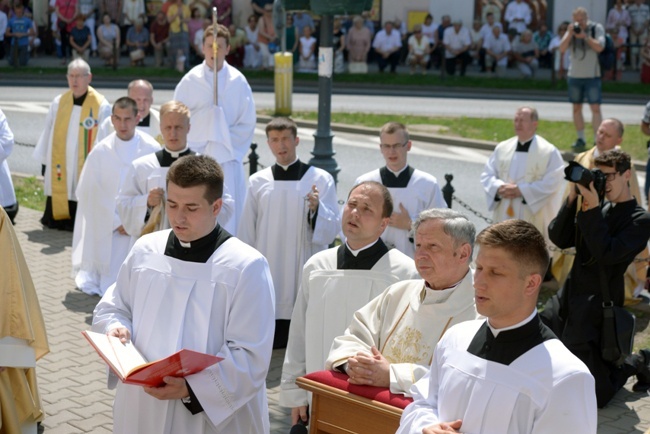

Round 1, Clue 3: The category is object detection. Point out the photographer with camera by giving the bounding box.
[552,119,646,305]
[546,149,650,407]
[560,7,605,153]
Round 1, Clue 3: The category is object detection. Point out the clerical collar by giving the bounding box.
[73,92,88,106]
[164,224,232,263]
[272,160,310,181]
[593,145,620,159]
[488,309,537,337]
[138,113,151,127]
[156,147,195,168]
[421,276,465,303]
[379,165,415,188]
[466,313,556,365]
[387,164,408,177]
[337,238,389,270]
[346,239,379,256]
[515,136,534,152]
[276,158,299,171]
[164,145,190,158]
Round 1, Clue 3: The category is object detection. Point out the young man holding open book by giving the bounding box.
[91,154,276,433]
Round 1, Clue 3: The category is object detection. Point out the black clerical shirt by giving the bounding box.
[138,113,151,127]
[163,224,231,414]
[379,165,415,188]
[155,147,195,168]
[466,315,556,365]
[336,238,390,270]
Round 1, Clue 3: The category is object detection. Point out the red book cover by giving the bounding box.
[82,330,223,387]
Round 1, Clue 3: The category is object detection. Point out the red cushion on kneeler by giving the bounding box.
[303,370,413,409]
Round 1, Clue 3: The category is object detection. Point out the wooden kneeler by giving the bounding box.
[296,370,413,434]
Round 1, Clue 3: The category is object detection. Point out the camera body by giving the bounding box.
[564,161,606,201]
[573,22,582,34]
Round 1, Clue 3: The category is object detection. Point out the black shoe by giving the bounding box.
[633,349,650,392]
[571,138,586,153]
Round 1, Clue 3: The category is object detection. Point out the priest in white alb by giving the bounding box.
[238,117,340,349]
[116,101,234,245]
[173,24,256,232]
[480,106,565,242]
[92,155,275,434]
[72,97,160,296]
[32,59,111,231]
[280,181,419,426]
[96,79,163,145]
[326,208,479,396]
[354,122,447,258]
[398,220,596,434]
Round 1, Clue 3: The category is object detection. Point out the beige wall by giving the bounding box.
[380,0,430,25]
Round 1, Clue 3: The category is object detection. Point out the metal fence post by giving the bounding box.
[442,173,454,208]
[248,142,259,176]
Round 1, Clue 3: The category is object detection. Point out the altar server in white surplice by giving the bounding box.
[96,79,163,145]
[355,122,447,258]
[326,208,479,396]
[280,181,419,427]
[480,107,565,242]
[398,220,596,434]
[117,101,234,246]
[72,97,160,296]
[239,117,339,349]
[174,24,256,233]
[33,59,111,231]
[92,155,275,434]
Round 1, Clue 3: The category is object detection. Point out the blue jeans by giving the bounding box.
[567,77,602,104]
[8,44,28,66]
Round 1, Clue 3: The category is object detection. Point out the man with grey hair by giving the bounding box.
[480,106,565,243]
[33,58,111,230]
[326,208,478,396]
[443,18,471,76]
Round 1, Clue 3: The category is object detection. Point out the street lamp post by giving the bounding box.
[308,14,340,183]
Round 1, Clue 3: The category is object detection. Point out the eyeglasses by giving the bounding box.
[380,142,408,151]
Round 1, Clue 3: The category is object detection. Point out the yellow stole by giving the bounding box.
[50,86,104,220]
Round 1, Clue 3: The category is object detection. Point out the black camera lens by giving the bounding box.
[573,23,581,34]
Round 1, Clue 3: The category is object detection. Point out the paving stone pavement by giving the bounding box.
[11,206,650,434]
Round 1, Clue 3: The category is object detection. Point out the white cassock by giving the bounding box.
[238,163,340,319]
[116,149,235,247]
[71,130,160,296]
[480,135,565,242]
[92,229,275,434]
[355,167,447,258]
[279,245,419,408]
[0,109,16,208]
[97,108,163,145]
[174,61,256,232]
[33,93,111,199]
[326,272,478,396]
[398,319,597,434]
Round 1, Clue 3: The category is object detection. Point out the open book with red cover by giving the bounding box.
[82,330,223,387]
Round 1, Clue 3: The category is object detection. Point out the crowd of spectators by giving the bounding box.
[1,0,649,81]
